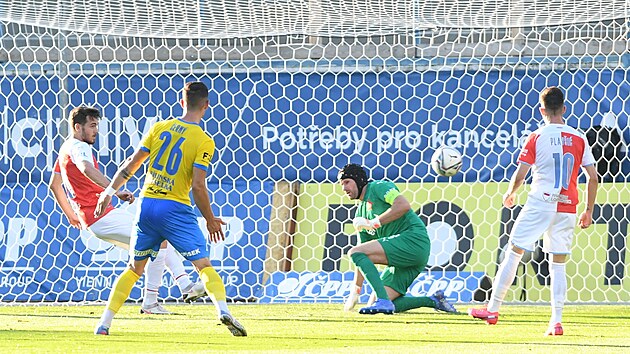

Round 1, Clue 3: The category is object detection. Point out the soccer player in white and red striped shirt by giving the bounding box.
[468,87,599,336]
[48,106,205,314]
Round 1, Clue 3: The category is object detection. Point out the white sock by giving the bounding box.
[99,309,116,328]
[550,261,567,324]
[487,249,523,312]
[164,243,193,291]
[215,301,229,317]
[143,249,166,306]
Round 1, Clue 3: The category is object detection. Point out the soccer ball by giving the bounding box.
[431,146,463,177]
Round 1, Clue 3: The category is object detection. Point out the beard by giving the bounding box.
[83,132,96,144]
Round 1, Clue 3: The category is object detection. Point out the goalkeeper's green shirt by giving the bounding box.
[355,180,427,243]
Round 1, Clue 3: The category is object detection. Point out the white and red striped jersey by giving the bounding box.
[53,138,114,226]
[518,123,596,213]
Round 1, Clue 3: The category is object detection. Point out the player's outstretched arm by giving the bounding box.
[94,149,149,217]
[579,164,598,229]
[48,172,82,229]
[191,167,226,243]
[75,158,135,204]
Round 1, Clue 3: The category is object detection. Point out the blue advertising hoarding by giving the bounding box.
[260,270,483,303]
[0,180,272,301]
[1,69,628,185]
[0,67,629,302]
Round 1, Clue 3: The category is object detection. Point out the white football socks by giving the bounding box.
[164,243,193,291]
[143,248,166,306]
[99,309,115,328]
[549,261,567,324]
[487,248,523,312]
[216,301,229,317]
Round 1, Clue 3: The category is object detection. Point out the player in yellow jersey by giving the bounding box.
[93,82,246,336]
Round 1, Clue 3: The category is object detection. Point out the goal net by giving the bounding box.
[0,1,628,304]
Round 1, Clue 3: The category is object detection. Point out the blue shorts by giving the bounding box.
[132,197,209,261]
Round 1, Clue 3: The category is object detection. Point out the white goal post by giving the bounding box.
[0,1,628,304]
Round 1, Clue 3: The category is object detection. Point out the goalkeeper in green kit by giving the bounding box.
[338,163,457,315]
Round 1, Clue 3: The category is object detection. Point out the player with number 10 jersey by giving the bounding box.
[469,87,599,336]
[519,123,596,214]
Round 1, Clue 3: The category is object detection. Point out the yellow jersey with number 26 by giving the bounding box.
[138,118,215,206]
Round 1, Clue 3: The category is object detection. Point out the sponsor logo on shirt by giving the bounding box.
[542,193,572,204]
[147,186,167,196]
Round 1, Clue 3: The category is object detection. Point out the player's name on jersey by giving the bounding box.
[550,135,574,146]
[170,123,188,135]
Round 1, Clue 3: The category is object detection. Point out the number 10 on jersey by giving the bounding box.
[552,152,575,189]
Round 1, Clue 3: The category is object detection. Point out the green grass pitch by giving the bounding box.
[1,303,629,353]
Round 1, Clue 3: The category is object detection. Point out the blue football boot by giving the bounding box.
[358,298,395,315]
[430,290,458,313]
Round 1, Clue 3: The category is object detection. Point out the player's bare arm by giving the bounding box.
[48,172,82,229]
[94,149,149,217]
[191,167,226,243]
[504,163,531,208]
[75,159,113,189]
[579,164,598,229]
[75,159,135,204]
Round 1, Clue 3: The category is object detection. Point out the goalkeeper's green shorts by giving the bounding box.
[378,225,430,295]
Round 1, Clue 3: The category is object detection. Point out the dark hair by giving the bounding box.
[69,106,101,128]
[338,163,369,193]
[540,86,565,114]
[183,81,209,109]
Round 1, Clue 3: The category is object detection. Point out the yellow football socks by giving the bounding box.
[200,266,227,302]
[107,269,141,313]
